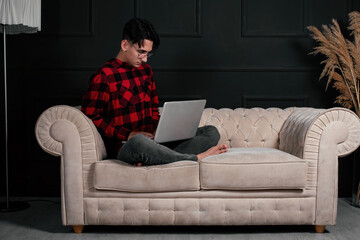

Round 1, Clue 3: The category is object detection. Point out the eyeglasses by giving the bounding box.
[132,45,154,59]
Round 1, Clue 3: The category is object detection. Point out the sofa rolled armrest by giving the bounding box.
[279,107,360,158]
[35,105,107,160]
[279,107,360,225]
[35,105,107,226]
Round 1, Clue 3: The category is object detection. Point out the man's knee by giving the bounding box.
[198,125,220,144]
[117,134,148,158]
[125,134,152,151]
[128,134,148,144]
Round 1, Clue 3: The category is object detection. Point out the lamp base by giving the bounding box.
[0,201,30,212]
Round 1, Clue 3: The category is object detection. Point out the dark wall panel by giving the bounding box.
[154,70,325,109]
[137,0,201,37]
[0,0,359,197]
[42,0,95,37]
[242,0,306,37]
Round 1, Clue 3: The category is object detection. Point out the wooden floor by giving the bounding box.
[0,198,359,240]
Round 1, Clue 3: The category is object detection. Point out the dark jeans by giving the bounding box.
[116,125,220,166]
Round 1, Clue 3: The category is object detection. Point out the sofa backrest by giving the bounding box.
[199,108,295,149]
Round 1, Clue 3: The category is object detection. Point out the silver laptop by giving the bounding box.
[154,100,206,143]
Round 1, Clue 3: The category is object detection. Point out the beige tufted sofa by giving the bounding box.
[35,105,360,234]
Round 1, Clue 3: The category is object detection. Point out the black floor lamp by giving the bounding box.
[0,0,41,212]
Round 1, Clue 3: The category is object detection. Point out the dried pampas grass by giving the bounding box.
[308,11,360,116]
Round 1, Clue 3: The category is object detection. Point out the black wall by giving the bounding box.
[1,0,359,197]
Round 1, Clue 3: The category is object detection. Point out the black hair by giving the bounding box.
[122,18,160,52]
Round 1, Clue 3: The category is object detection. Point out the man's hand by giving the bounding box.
[128,131,154,140]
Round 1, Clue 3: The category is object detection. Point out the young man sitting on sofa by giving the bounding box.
[81,18,227,166]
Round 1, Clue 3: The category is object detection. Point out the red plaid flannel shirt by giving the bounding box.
[81,58,160,157]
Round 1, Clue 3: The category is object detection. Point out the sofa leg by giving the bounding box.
[315,225,326,233]
[72,225,84,234]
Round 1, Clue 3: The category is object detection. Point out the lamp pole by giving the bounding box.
[3,24,10,210]
[0,24,29,212]
[0,0,40,212]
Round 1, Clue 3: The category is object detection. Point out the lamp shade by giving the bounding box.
[0,0,41,34]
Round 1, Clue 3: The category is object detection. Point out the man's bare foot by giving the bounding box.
[197,144,228,162]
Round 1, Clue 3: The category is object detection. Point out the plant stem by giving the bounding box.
[336,57,359,113]
[348,63,360,115]
[356,181,360,206]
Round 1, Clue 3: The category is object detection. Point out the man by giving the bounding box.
[81,18,227,166]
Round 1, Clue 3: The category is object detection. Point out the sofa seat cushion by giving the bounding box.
[94,160,200,193]
[200,148,308,190]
